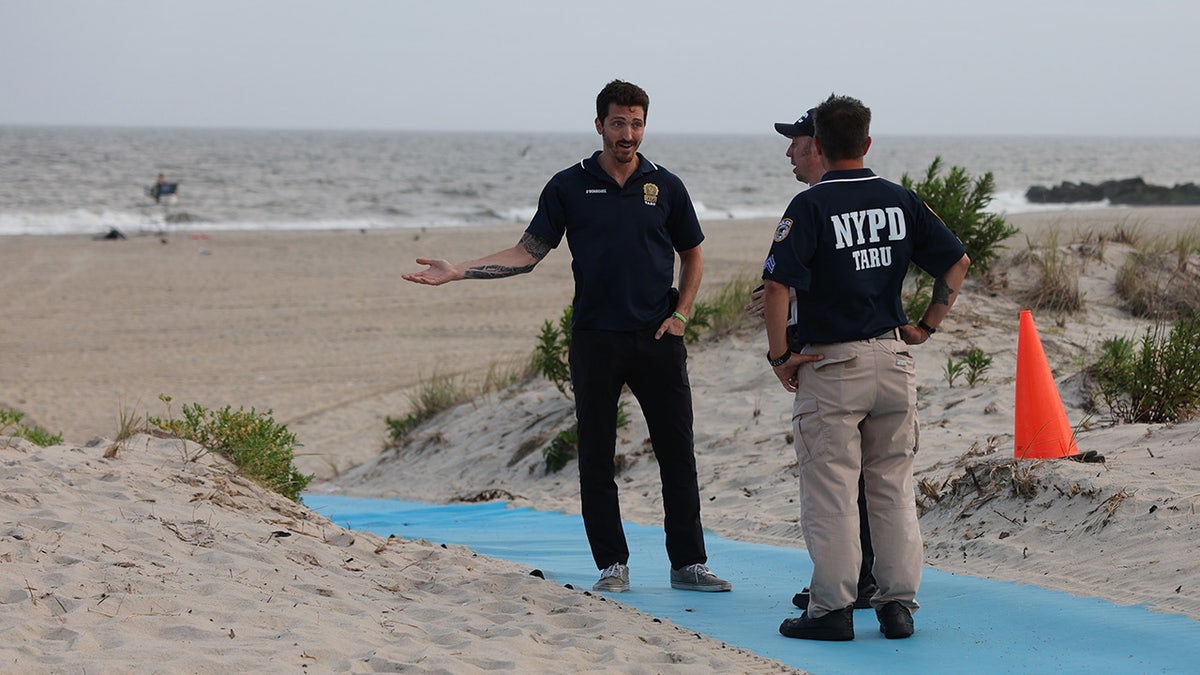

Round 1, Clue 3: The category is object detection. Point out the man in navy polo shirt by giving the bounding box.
[749,106,880,613]
[762,94,970,641]
[403,80,730,595]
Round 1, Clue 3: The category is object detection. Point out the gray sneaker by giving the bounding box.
[670,563,732,592]
[592,562,630,593]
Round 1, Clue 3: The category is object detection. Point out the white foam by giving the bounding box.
[986,190,1109,215]
[0,209,455,237]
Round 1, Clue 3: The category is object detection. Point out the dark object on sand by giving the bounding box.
[1026,178,1200,206]
[1068,449,1105,464]
[98,227,126,240]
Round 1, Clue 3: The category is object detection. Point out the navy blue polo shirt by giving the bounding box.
[527,151,704,331]
[762,168,966,345]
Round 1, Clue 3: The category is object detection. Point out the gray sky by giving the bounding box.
[3,0,1196,136]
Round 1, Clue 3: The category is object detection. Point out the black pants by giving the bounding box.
[858,473,877,590]
[570,328,706,571]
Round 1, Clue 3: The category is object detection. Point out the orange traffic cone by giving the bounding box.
[1014,310,1080,459]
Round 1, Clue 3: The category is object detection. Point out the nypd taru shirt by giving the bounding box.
[762,167,966,345]
[526,150,704,332]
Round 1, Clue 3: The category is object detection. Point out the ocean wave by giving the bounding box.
[0,209,443,237]
[0,192,1119,237]
[985,190,1109,215]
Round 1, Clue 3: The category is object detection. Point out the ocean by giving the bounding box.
[2,127,1198,237]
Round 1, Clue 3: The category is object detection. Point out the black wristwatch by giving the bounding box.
[767,349,792,367]
[917,320,937,336]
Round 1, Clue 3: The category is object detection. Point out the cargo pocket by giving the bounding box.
[791,396,820,467]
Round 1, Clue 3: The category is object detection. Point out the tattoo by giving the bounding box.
[520,232,552,261]
[931,277,956,306]
[463,233,549,279]
[464,263,535,279]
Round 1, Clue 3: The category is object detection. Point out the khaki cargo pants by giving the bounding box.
[792,330,923,617]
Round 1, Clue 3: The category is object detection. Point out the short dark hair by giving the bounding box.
[596,80,650,122]
[814,94,871,162]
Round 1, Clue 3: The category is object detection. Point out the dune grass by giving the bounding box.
[1090,311,1200,424]
[149,395,313,502]
[1115,230,1200,319]
[0,407,63,447]
[386,360,532,446]
[1021,231,1083,314]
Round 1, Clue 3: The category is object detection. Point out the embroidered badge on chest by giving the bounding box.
[643,183,659,206]
[773,218,793,242]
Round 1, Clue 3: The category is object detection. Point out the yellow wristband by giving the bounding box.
[672,311,688,324]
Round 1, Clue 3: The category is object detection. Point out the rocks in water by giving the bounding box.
[1026,177,1200,205]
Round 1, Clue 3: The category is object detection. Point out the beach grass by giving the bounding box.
[1115,231,1200,319]
[103,399,145,458]
[149,396,313,502]
[691,270,762,340]
[387,359,532,446]
[1022,231,1083,314]
[0,407,63,447]
[1090,310,1200,424]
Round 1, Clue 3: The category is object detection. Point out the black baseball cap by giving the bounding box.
[774,108,816,138]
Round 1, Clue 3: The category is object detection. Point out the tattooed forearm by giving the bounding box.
[464,263,535,279]
[463,233,549,279]
[520,232,552,261]
[931,277,956,306]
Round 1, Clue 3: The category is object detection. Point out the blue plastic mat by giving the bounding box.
[305,495,1200,674]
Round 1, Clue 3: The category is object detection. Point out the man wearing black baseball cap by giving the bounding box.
[774,107,815,137]
[750,106,879,614]
[764,93,971,641]
[774,108,822,186]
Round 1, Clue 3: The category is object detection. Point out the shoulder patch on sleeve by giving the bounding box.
[773,218,793,242]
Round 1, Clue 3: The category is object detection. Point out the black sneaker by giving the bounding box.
[876,601,914,639]
[778,606,854,641]
[792,583,877,610]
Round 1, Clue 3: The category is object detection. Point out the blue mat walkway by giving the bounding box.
[305,496,1200,674]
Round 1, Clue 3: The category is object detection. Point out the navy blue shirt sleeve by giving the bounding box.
[909,200,965,278]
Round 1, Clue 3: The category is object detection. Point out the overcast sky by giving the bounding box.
[3,0,1196,136]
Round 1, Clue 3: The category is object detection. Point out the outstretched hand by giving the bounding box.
[402,258,459,286]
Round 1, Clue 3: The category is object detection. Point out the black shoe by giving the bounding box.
[792,583,877,610]
[779,606,854,641]
[876,601,914,639]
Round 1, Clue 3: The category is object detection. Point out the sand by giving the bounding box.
[0,220,762,478]
[3,205,1199,671]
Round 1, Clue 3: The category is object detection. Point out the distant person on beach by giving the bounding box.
[761,94,970,641]
[746,107,878,613]
[151,173,175,204]
[402,80,731,595]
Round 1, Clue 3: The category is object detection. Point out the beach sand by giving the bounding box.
[0,219,763,478]
[3,205,1199,671]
